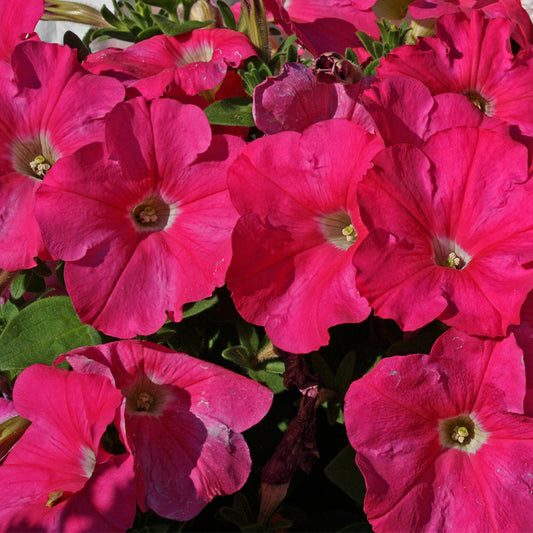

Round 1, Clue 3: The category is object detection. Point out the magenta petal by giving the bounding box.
[0,365,134,532]
[228,119,383,351]
[355,128,533,336]
[0,0,42,62]
[36,97,241,337]
[65,340,273,521]
[0,173,49,269]
[345,329,533,532]
[36,144,133,262]
[253,63,370,134]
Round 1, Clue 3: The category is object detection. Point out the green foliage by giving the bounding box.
[204,97,255,127]
[152,14,212,36]
[218,0,237,30]
[90,0,211,43]
[356,19,411,75]
[182,294,220,319]
[222,321,285,393]
[324,445,366,504]
[0,296,101,371]
[311,351,357,424]
[239,34,299,97]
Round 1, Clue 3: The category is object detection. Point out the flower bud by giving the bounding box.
[313,52,363,85]
[190,0,217,28]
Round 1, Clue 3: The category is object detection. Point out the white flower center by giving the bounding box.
[433,238,471,270]
[320,211,358,251]
[439,413,489,454]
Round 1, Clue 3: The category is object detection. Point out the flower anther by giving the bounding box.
[433,238,471,270]
[29,154,52,178]
[464,90,493,115]
[136,392,154,412]
[439,413,489,453]
[125,376,170,417]
[45,489,71,508]
[131,196,176,232]
[321,211,358,250]
[11,134,58,180]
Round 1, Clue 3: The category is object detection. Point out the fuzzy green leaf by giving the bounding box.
[324,445,366,504]
[152,14,211,36]
[204,97,255,126]
[0,296,101,371]
[182,294,219,319]
[218,0,236,30]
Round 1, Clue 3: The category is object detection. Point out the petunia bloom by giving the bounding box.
[83,28,256,100]
[0,364,136,532]
[345,328,533,532]
[227,119,384,353]
[0,40,124,270]
[62,340,274,521]
[253,62,375,135]
[377,11,533,139]
[353,126,533,337]
[36,96,243,338]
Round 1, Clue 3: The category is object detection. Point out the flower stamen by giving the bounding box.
[29,155,52,178]
[136,392,154,412]
[342,224,357,242]
[45,489,70,507]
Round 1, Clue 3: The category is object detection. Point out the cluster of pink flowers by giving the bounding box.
[1,0,533,530]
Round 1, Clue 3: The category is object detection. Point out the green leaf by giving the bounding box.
[204,97,255,127]
[286,44,298,63]
[152,14,211,36]
[324,445,366,504]
[363,57,381,77]
[372,40,384,59]
[181,294,219,319]
[356,30,378,58]
[236,319,260,353]
[100,4,126,28]
[218,0,236,30]
[335,351,356,395]
[221,345,253,369]
[0,300,19,326]
[91,28,138,42]
[248,367,285,393]
[0,296,101,371]
[345,47,359,66]
[140,0,180,11]
[311,352,336,389]
[9,272,29,300]
[137,26,162,41]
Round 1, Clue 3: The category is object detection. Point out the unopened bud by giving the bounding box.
[313,52,362,85]
[0,415,31,463]
[190,0,217,27]
[43,1,110,28]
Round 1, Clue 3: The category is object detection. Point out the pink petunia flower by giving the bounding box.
[227,119,384,353]
[345,328,533,532]
[62,339,274,521]
[360,75,508,147]
[83,28,256,100]
[377,11,533,139]
[35,96,243,338]
[253,62,375,135]
[0,40,124,271]
[408,0,533,49]
[0,364,136,532]
[353,126,533,337]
